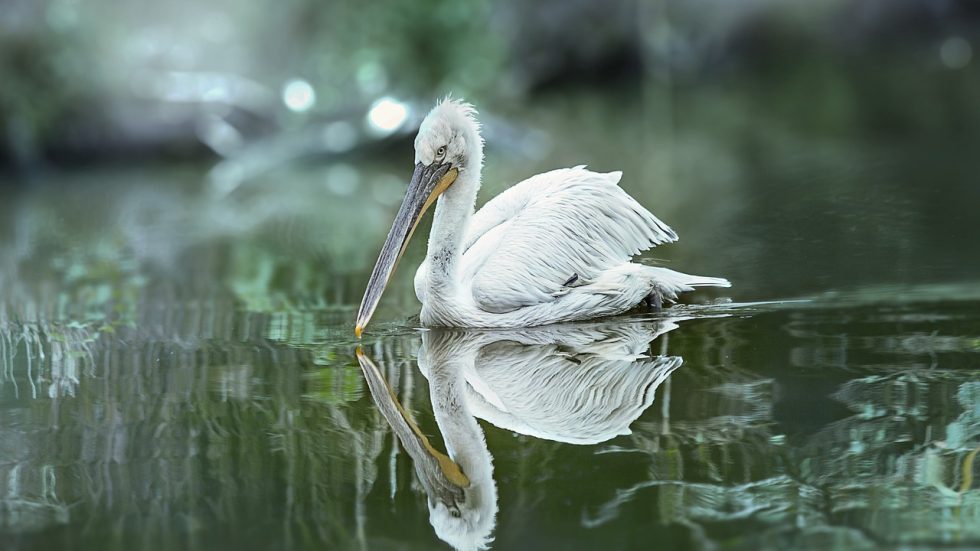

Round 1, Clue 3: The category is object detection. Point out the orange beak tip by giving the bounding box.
[354,325,363,338]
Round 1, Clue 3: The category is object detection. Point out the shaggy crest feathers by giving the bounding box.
[423,97,484,148]
[415,95,485,171]
[429,95,482,136]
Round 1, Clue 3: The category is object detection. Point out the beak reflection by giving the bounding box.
[355,347,469,506]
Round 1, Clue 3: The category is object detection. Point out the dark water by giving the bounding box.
[1,87,980,550]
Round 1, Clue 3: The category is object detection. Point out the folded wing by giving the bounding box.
[460,167,677,314]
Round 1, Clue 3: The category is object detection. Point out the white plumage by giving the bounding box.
[356,98,730,334]
[460,166,677,310]
[429,319,683,445]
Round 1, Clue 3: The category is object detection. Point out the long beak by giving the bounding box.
[355,162,457,337]
[355,348,469,506]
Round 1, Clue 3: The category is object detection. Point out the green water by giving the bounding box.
[1,85,979,550]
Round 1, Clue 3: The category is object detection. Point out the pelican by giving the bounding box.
[355,98,729,335]
[356,318,683,550]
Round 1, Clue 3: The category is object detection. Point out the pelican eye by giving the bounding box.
[435,146,447,160]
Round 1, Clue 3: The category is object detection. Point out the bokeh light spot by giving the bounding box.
[940,36,972,70]
[282,79,316,112]
[366,97,408,135]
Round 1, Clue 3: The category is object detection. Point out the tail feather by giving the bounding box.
[645,266,731,301]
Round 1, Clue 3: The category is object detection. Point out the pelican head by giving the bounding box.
[355,98,484,337]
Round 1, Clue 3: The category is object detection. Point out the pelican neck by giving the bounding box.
[424,166,480,292]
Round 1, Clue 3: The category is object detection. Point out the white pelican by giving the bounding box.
[355,319,682,550]
[355,98,729,336]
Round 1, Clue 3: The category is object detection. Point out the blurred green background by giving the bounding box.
[2,0,979,318]
[3,0,980,168]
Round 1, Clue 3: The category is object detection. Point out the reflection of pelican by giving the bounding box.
[354,98,729,335]
[357,346,497,551]
[356,319,682,550]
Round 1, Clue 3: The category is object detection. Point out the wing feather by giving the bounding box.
[461,167,677,313]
